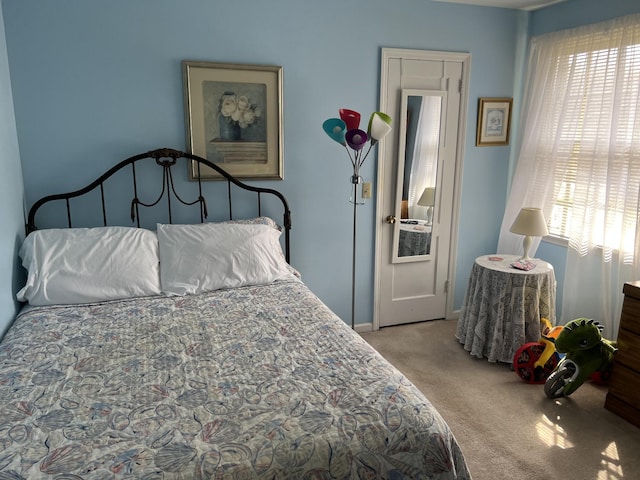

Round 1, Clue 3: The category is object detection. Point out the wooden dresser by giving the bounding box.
[605,281,640,427]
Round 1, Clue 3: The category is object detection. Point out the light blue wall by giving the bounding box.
[530,0,640,36]
[3,0,520,326]
[0,2,25,336]
[5,1,636,327]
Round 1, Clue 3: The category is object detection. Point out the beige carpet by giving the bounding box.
[361,319,640,480]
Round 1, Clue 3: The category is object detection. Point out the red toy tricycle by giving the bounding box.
[513,318,563,384]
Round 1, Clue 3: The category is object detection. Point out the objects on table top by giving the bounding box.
[511,259,537,271]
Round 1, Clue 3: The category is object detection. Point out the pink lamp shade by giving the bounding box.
[322,118,347,145]
[367,111,393,144]
[345,129,368,150]
[339,109,361,131]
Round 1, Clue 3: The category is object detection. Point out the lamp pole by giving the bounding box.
[350,175,360,330]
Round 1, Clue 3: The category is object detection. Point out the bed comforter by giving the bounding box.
[0,279,471,479]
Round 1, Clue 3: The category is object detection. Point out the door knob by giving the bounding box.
[386,215,396,224]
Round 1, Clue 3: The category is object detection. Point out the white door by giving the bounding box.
[374,49,470,328]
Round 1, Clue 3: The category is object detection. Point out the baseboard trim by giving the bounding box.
[355,322,374,334]
[356,311,461,334]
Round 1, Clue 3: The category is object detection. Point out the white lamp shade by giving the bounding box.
[417,187,436,207]
[368,111,393,143]
[510,207,549,236]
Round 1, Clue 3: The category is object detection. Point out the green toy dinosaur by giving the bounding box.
[544,318,617,398]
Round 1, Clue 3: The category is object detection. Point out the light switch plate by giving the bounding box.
[362,182,372,199]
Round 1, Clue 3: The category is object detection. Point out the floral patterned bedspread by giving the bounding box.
[0,280,471,479]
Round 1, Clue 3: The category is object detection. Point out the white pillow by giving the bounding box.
[222,216,282,231]
[17,227,162,306]
[157,222,293,296]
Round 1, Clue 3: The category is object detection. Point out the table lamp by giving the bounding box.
[509,207,549,261]
[417,187,436,224]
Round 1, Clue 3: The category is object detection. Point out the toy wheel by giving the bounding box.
[544,361,577,398]
[512,342,560,384]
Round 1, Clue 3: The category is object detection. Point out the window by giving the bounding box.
[525,18,640,262]
[496,14,640,338]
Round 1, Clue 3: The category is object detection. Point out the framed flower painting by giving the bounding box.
[183,61,284,180]
[475,97,512,146]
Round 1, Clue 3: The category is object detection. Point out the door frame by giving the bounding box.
[372,48,471,331]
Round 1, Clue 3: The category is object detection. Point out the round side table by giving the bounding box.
[456,254,557,363]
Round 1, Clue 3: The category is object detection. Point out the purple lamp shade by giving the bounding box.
[322,118,347,145]
[367,111,393,144]
[345,129,368,150]
[339,109,361,131]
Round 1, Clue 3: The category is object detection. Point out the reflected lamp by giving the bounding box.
[510,207,549,261]
[417,187,436,224]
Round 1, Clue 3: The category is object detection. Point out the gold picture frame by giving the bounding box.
[476,97,513,146]
[183,61,284,180]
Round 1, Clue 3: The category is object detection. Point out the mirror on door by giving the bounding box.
[393,89,445,261]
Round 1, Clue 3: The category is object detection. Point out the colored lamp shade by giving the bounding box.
[322,118,347,145]
[345,129,368,150]
[367,111,393,144]
[339,109,361,131]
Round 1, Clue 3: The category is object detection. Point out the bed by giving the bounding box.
[1,148,471,479]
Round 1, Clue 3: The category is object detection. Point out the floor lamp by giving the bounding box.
[323,109,392,329]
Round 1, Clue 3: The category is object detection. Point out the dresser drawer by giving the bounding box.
[606,282,640,427]
[608,363,640,411]
[615,328,640,371]
[620,295,640,335]
[605,394,640,428]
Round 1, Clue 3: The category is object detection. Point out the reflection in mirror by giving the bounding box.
[396,91,443,259]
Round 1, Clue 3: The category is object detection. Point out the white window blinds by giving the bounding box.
[547,39,640,263]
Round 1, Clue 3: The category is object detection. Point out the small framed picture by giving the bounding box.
[476,97,513,146]
[183,61,284,180]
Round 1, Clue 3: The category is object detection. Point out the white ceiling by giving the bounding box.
[433,0,568,11]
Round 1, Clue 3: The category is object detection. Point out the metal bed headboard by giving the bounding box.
[25,148,292,262]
